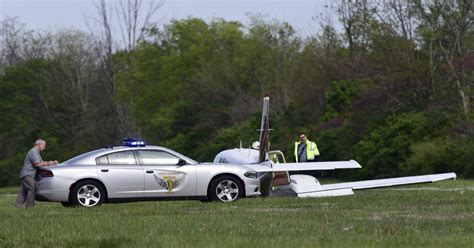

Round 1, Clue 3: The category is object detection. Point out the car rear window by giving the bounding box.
[63,150,101,164]
[96,151,136,165]
[96,155,109,165]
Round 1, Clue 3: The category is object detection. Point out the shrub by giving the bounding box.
[354,112,429,178]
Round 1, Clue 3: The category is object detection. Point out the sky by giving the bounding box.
[0,0,338,37]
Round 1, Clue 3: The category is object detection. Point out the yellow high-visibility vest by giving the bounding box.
[294,140,320,162]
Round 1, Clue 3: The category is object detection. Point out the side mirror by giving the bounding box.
[177,159,187,166]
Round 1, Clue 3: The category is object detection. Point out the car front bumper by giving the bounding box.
[244,177,262,197]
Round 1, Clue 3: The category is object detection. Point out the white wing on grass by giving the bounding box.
[249,160,362,172]
[292,173,457,198]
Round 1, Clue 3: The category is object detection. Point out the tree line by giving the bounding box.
[0,0,472,186]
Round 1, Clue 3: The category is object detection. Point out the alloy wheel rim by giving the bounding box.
[216,180,239,202]
[77,184,101,207]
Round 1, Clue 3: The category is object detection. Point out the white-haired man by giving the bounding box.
[16,139,58,208]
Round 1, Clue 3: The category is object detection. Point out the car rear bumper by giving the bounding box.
[36,177,72,202]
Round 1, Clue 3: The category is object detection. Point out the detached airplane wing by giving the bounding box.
[250,160,362,172]
[291,172,457,197]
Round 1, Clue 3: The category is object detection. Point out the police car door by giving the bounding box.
[96,150,144,198]
[138,149,197,198]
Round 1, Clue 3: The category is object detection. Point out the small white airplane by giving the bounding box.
[214,96,457,198]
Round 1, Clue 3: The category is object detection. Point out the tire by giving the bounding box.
[70,180,106,207]
[60,201,72,207]
[209,175,244,202]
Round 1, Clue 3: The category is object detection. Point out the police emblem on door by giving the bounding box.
[154,172,185,192]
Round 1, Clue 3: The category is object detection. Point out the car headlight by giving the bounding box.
[244,171,257,178]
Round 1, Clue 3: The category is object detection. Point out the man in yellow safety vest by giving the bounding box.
[294,132,320,162]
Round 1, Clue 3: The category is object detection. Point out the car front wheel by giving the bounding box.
[209,176,244,202]
[71,180,106,207]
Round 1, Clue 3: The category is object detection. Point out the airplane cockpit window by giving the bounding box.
[269,151,286,164]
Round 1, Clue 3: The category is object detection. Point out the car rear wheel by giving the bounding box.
[71,180,105,207]
[209,176,243,202]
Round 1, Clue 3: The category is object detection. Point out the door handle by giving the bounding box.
[146,170,154,174]
[101,169,109,172]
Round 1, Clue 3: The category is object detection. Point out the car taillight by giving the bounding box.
[39,170,54,177]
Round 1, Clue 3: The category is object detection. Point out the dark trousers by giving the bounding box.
[15,176,36,208]
[304,156,320,162]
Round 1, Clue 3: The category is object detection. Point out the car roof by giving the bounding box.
[62,145,198,165]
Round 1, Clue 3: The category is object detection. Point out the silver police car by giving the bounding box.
[36,140,262,207]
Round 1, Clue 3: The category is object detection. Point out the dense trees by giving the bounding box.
[0,1,473,186]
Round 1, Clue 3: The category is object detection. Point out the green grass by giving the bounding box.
[0,187,17,195]
[1,179,473,247]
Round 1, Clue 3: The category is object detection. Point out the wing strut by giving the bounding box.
[258,96,270,163]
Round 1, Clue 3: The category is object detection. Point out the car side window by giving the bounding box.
[96,151,136,165]
[97,155,109,165]
[218,158,228,163]
[138,150,180,165]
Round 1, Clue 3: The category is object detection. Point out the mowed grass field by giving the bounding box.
[0,179,473,247]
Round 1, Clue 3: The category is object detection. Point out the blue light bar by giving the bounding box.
[122,138,146,147]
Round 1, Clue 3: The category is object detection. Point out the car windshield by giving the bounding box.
[62,150,101,164]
